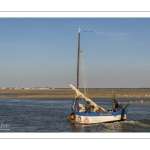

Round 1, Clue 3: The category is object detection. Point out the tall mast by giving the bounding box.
[77,27,81,89]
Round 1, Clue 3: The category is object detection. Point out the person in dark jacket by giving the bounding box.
[74,98,80,112]
[113,99,123,111]
[114,99,118,109]
[85,101,91,113]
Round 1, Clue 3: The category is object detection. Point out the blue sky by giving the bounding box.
[0,18,150,88]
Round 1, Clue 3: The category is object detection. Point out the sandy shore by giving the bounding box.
[1,88,150,105]
[0,88,150,99]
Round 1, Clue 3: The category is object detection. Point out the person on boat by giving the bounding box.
[114,99,118,109]
[74,98,80,112]
[113,99,123,111]
[85,101,91,113]
[90,105,95,112]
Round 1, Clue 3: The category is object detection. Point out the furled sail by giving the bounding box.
[68,83,105,112]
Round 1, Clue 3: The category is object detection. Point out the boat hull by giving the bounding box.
[70,110,127,124]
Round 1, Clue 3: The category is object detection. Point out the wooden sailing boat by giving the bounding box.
[68,28,129,124]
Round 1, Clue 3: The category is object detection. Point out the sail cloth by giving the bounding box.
[68,83,105,112]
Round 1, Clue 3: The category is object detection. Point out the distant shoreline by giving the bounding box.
[0,88,150,99]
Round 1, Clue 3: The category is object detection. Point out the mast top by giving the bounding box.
[78,27,81,33]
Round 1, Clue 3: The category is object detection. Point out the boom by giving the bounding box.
[68,83,105,112]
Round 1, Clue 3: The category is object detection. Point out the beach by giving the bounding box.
[0,88,150,99]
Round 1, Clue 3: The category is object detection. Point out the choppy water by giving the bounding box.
[0,98,150,132]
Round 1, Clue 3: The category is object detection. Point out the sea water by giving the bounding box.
[0,98,150,132]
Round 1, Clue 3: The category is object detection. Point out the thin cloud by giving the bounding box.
[94,30,128,41]
[137,63,150,66]
[37,29,45,34]
[95,30,127,36]
[0,42,35,46]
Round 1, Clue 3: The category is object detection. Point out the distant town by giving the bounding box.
[0,87,55,90]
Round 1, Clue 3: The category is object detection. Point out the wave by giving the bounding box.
[100,120,150,132]
[124,120,150,128]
